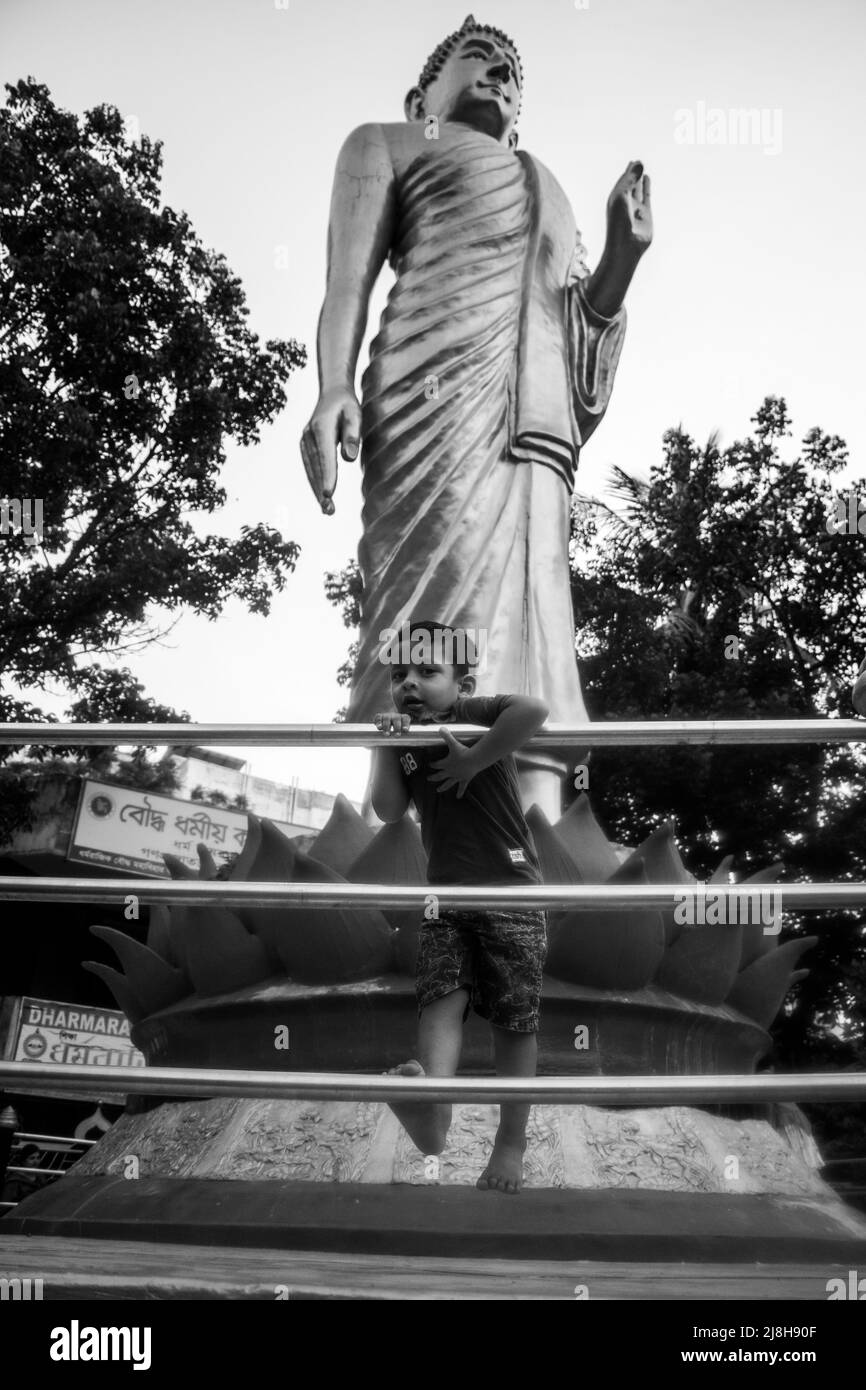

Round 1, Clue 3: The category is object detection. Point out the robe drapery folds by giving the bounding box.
[346,125,626,732]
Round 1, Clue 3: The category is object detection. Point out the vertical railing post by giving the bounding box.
[0,1102,19,1191]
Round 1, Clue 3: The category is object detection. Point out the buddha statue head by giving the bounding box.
[405,14,523,149]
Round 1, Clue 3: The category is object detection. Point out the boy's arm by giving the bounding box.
[428,695,549,797]
[460,695,549,774]
[370,711,412,822]
[370,749,411,822]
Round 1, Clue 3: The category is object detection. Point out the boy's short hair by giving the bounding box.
[405,618,478,676]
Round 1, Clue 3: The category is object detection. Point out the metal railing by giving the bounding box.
[11,1130,97,1149]
[1,1062,865,1106]
[0,718,864,748]
[1,715,864,1111]
[0,878,863,911]
[0,1132,98,1210]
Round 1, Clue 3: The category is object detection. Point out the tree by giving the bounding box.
[570,398,866,1151]
[0,78,306,832]
[0,738,183,847]
[324,557,361,721]
[190,785,249,812]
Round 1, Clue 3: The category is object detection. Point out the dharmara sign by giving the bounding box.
[4,996,146,1100]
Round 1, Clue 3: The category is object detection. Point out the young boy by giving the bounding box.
[371,619,549,1194]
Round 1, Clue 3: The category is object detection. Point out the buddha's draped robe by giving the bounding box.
[346,125,626,735]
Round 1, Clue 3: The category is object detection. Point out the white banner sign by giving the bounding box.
[68,779,296,878]
[13,997,146,1071]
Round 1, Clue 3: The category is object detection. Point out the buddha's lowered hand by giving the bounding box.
[301,384,362,515]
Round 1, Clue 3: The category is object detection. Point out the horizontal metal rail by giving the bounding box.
[4,1165,59,1177]
[1,1062,864,1105]
[0,719,864,747]
[0,877,863,911]
[13,1131,96,1148]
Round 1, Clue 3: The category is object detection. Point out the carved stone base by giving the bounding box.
[68,1097,830,1196]
[131,977,773,1076]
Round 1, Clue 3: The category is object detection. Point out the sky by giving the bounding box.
[3,0,865,804]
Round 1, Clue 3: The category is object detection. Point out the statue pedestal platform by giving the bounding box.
[7,1101,865,1293]
[0,1229,860,1299]
[7,1097,866,1274]
[7,1175,866,1268]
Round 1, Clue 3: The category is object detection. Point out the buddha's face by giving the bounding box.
[410,33,521,144]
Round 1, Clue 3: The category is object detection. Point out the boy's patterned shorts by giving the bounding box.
[415,906,548,1034]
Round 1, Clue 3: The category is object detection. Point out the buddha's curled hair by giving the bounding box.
[417,13,523,101]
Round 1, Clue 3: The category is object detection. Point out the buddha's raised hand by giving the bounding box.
[301,385,362,515]
[605,160,653,263]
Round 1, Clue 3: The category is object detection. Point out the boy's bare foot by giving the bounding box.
[385,1060,451,1156]
[387,1060,425,1075]
[476,1136,526,1194]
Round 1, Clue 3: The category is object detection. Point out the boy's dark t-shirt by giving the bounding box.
[396,694,543,887]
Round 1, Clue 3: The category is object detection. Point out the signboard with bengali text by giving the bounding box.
[3,996,146,1102]
[68,778,298,878]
